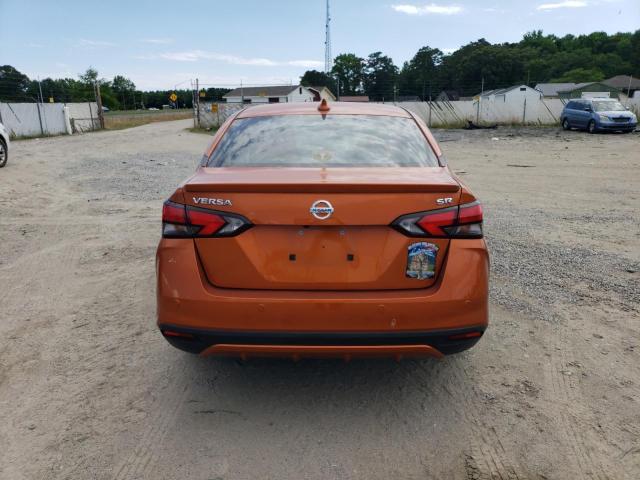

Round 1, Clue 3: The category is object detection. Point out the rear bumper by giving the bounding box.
[159,325,485,358]
[156,238,489,357]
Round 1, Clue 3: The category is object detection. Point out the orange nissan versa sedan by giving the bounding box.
[156,100,489,359]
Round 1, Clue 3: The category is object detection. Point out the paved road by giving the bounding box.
[1,120,638,479]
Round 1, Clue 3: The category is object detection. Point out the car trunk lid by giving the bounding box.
[185,167,461,290]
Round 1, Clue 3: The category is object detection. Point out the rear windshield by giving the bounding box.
[206,114,440,168]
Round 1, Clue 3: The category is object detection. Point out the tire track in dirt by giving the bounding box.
[412,357,522,480]
[111,362,191,480]
[542,315,624,480]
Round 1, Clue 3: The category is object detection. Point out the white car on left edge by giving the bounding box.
[0,122,10,168]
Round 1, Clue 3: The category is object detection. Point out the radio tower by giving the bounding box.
[324,0,332,73]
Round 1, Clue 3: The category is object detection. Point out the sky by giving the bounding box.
[1,0,638,91]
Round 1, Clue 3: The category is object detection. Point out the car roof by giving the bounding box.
[236,101,412,119]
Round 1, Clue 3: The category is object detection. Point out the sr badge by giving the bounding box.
[406,242,438,280]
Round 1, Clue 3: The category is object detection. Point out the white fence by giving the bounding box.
[0,102,100,138]
[65,102,101,133]
[197,102,245,129]
[628,93,640,116]
[397,95,640,127]
[194,95,640,130]
[394,98,566,127]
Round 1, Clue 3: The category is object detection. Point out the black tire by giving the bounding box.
[0,138,7,168]
[587,120,597,134]
[561,118,570,130]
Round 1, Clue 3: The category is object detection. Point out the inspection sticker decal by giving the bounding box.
[406,242,439,280]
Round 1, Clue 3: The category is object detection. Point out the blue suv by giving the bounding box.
[560,98,637,133]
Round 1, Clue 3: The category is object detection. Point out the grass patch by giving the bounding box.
[11,132,66,141]
[104,110,192,130]
[104,108,191,116]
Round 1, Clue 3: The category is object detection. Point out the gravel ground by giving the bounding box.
[0,120,638,480]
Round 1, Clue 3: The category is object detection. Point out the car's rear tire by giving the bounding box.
[587,120,597,134]
[561,118,570,130]
[0,138,7,168]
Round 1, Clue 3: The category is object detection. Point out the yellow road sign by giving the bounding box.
[211,103,218,113]
[169,93,178,102]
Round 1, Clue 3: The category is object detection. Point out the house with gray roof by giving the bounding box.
[534,83,580,97]
[556,82,622,99]
[223,85,315,104]
[602,75,640,97]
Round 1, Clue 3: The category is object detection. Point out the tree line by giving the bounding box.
[0,66,231,110]
[301,30,640,101]
[2,30,638,107]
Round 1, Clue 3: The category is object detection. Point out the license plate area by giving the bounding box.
[195,226,450,290]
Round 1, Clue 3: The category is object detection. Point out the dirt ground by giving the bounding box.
[0,120,638,480]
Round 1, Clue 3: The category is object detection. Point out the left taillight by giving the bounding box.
[392,201,483,239]
[162,200,252,238]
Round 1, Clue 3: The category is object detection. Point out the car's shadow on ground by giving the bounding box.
[178,353,476,415]
[144,352,480,478]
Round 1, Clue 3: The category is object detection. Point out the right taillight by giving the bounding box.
[392,201,483,239]
[162,200,252,238]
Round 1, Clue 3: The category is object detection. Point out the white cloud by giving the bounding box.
[287,60,325,68]
[126,72,298,91]
[160,50,277,65]
[78,38,117,47]
[140,38,174,44]
[150,50,322,68]
[391,3,463,15]
[536,1,587,10]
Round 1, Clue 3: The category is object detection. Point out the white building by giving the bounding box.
[478,85,542,103]
[308,86,336,102]
[223,85,315,104]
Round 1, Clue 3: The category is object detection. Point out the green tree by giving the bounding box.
[79,67,99,85]
[442,41,524,94]
[0,65,31,101]
[631,30,640,76]
[551,67,605,82]
[399,46,443,99]
[112,75,136,109]
[331,53,364,96]
[363,52,398,101]
[300,70,337,95]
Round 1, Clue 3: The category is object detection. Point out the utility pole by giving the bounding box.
[476,76,484,125]
[324,0,332,73]
[428,80,432,127]
[240,80,244,104]
[195,78,200,128]
[94,81,105,129]
[37,77,44,104]
[393,83,398,103]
